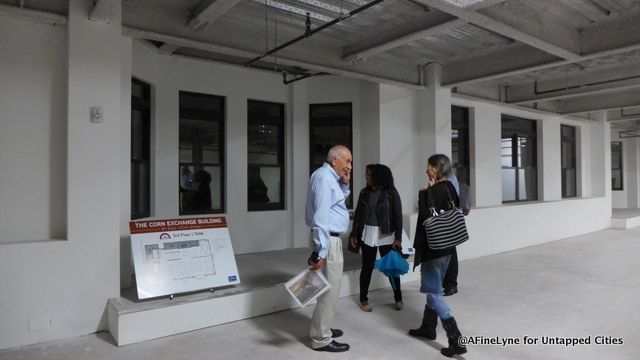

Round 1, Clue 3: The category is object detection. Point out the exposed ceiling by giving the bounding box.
[2,0,640,130]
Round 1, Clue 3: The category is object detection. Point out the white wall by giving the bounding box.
[0,16,67,243]
[379,84,418,214]
[131,43,291,257]
[0,7,616,349]
[445,95,610,259]
[365,88,612,263]
[452,96,591,207]
[611,132,640,209]
[628,138,640,208]
[129,43,373,259]
[0,0,126,349]
[459,197,611,260]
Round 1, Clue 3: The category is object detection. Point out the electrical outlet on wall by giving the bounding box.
[90,106,104,123]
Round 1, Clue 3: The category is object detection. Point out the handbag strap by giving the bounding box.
[426,181,457,216]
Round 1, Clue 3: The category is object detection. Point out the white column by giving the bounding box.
[359,81,381,168]
[67,0,122,332]
[590,111,611,198]
[153,78,179,218]
[625,137,639,208]
[379,84,416,213]
[540,120,562,201]
[415,63,452,191]
[290,81,310,248]
[470,104,502,207]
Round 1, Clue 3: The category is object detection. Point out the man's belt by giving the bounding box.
[330,232,341,237]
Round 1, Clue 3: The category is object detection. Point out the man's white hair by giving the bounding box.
[326,145,346,162]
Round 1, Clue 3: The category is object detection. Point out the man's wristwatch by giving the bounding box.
[308,251,321,265]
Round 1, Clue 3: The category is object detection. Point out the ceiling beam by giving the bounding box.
[88,0,117,23]
[580,11,640,54]
[451,92,589,122]
[608,116,640,123]
[188,0,242,30]
[549,88,640,114]
[511,80,640,105]
[508,63,640,104]
[414,0,581,60]
[158,44,181,55]
[342,12,465,63]
[122,26,426,90]
[0,3,67,26]
[442,11,640,86]
[465,0,508,11]
[443,43,559,85]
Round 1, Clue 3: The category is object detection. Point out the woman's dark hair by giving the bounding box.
[427,154,452,181]
[368,164,395,190]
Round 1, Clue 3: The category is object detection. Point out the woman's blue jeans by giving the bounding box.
[420,255,453,320]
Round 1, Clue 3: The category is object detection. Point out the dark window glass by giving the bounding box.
[131,78,151,219]
[179,91,225,214]
[501,115,537,202]
[561,125,577,198]
[248,100,285,211]
[309,103,353,208]
[611,141,623,191]
[451,106,470,186]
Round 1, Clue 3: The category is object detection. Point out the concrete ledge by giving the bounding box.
[107,262,420,346]
[611,216,640,229]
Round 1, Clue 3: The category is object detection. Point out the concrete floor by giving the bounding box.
[2,227,639,360]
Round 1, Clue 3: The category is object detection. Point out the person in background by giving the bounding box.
[442,173,470,296]
[409,154,467,357]
[350,164,403,312]
[305,145,352,353]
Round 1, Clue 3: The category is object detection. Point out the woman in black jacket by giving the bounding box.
[409,154,467,357]
[349,164,403,312]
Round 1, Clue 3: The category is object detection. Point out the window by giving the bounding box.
[248,100,285,211]
[451,106,470,186]
[179,91,225,214]
[611,141,623,191]
[131,78,151,219]
[309,103,353,208]
[501,115,537,202]
[561,125,577,198]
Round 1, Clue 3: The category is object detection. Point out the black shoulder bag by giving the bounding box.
[422,184,469,250]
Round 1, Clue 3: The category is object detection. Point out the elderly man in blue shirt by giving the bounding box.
[306,145,352,352]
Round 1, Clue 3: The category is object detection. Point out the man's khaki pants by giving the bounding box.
[310,236,344,349]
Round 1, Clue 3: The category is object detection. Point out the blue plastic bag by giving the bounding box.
[374,250,409,278]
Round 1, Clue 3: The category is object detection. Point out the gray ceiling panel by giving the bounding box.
[6,0,640,111]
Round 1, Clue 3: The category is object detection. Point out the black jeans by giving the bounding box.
[360,243,402,302]
[443,247,458,290]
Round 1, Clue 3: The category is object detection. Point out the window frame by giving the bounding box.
[501,115,538,203]
[611,141,623,191]
[309,102,354,209]
[178,90,226,215]
[247,99,286,212]
[131,77,151,220]
[561,125,577,198]
[451,105,470,186]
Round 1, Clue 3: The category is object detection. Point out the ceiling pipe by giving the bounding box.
[533,74,640,95]
[245,0,385,67]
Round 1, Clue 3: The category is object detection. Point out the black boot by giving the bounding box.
[440,317,467,357]
[408,307,437,340]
